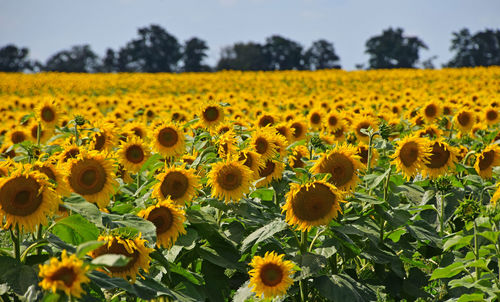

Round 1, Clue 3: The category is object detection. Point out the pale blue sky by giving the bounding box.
[1,0,499,70]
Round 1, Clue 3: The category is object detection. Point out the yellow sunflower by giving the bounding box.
[275,123,294,143]
[353,116,378,143]
[6,128,28,145]
[33,160,71,196]
[248,251,295,299]
[421,100,441,122]
[138,198,186,249]
[57,142,83,165]
[0,166,60,232]
[308,108,323,130]
[250,127,279,161]
[38,250,90,298]
[90,233,153,282]
[257,114,277,128]
[152,165,200,206]
[484,107,500,126]
[289,120,308,142]
[90,121,117,152]
[256,159,285,188]
[124,121,148,140]
[282,179,344,231]
[325,111,344,131]
[208,158,253,203]
[491,184,500,206]
[422,140,458,179]
[35,98,60,129]
[238,149,265,178]
[66,150,118,209]
[453,109,475,133]
[151,123,185,158]
[391,136,432,180]
[217,130,238,159]
[199,102,225,129]
[117,137,151,173]
[311,144,365,193]
[474,145,500,179]
[288,145,309,169]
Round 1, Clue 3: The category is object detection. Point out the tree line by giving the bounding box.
[1,25,499,73]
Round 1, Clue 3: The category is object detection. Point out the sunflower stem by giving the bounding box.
[299,230,308,301]
[37,224,43,255]
[36,122,41,147]
[473,219,480,280]
[74,123,80,146]
[10,226,21,262]
[308,228,325,252]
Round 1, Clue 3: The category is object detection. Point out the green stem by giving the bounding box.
[308,228,325,252]
[136,172,141,191]
[473,220,480,280]
[439,192,445,237]
[10,226,21,262]
[37,224,43,255]
[74,123,80,146]
[36,122,41,147]
[299,230,308,301]
[380,167,392,243]
[367,133,374,174]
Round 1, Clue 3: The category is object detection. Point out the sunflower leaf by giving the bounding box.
[240,218,288,252]
[91,254,130,267]
[76,240,105,258]
[51,214,99,245]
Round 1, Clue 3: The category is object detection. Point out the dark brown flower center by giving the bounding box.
[399,142,420,167]
[457,112,471,126]
[291,182,335,221]
[0,176,43,216]
[478,150,495,171]
[41,107,55,122]
[424,105,437,117]
[148,207,173,234]
[203,106,220,122]
[259,160,276,178]
[160,171,188,199]
[259,263,283,287]
[126,145,145,164]
[426,143,450,169]
[217,166,243,190]
[158,127,179,147]
[50,267,76,287]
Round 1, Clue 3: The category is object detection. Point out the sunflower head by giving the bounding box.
[238,149,265,178]
[217,130,238,159]
[421,101,441,122]
[200,102,224,129]
[66,150,118,209]
[39,250,90,298]
[118,136,151,173]
[325,112,344,131]
[256,159,285,188]
[90,121,117,152]
[353,116,377,143]
[289,120,307,142]
[311,144,365,193]
[391,136,432,180]
[484,107,500,125]
[151,123,185,158]
[308,108,323,129]
[453,110,475,133]
[152,165,200,206]
[36,98,59,128]
[90,233,154,282]
[208,158,254,203]
[250,127,280,161]
[138,198,186,248]
[282,179,344,231]
[474,145,500,179]
[0,166,61,232]
[248,251,295,299]
[422,140,458,179]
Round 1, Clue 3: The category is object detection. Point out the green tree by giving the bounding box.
[117,24,181,72]
[100,48,117,72]
[365,27,428,69]
[216,42,269,71]
[44,44,99,73]
[304,39,341,70]
[182,37,210,72]
[0,44,35,72]
[264,35,304,70]
[446,28,500,67]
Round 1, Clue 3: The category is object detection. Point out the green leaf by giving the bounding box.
[76,241,105,258]
[169,262,203,285]
[63,194,103,227]
[0,257,38,295]
[478,231,500,243]
[443,235,473,251]
[386,229,406,243]
[41,292,62,302]
[430,262,465,280]
[457,293,484,302]
[51,214,99,245]
[313,274,377,302]
[240,219,288,252]
[249,188,274,201]
[296,253,327,279]
[91,254,130,267]
[367,167,391,190]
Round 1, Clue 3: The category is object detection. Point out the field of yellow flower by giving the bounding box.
[0,68,499,301]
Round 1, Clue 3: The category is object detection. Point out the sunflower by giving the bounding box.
[38,250,90,298]
[421,101,441,122]
[33,160,71,196]
[151,123,185,158]
[217,130,238,159]
[199,102,224,129]
[28,123,52,143]
[57,143,83,165]
[250,128,278,161]
[417,125,443,139]
[248,251,295,299]
[124,122,148,140]
[391,136,432,180]
[275,123,293,143]
[35,98,59,128]
[6,128,28,145]
[90,233,153,282]
[484,107,500,126]
[0,166,60,232]
[453,109,475,133]
[117,137,151,173]
[325,111,344,131]
[152,165,199,206]
[474,145,500,179]
[66,150,118,209]
[353,116,377,143]
[422,140,458,179]
[311,144,365,193]
[308,108,323,130]
[138,198,186,248]
[238,149,265,178]
[282,179,344,231]
[288,145,309,169]
[208,158,253,203]
[256,159,285,188]
[257,114,277,128]
[289,120,307,142]
[90,122,118,152]
[491,184,500,206]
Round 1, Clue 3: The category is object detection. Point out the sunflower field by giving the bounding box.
[0,68,499,302]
